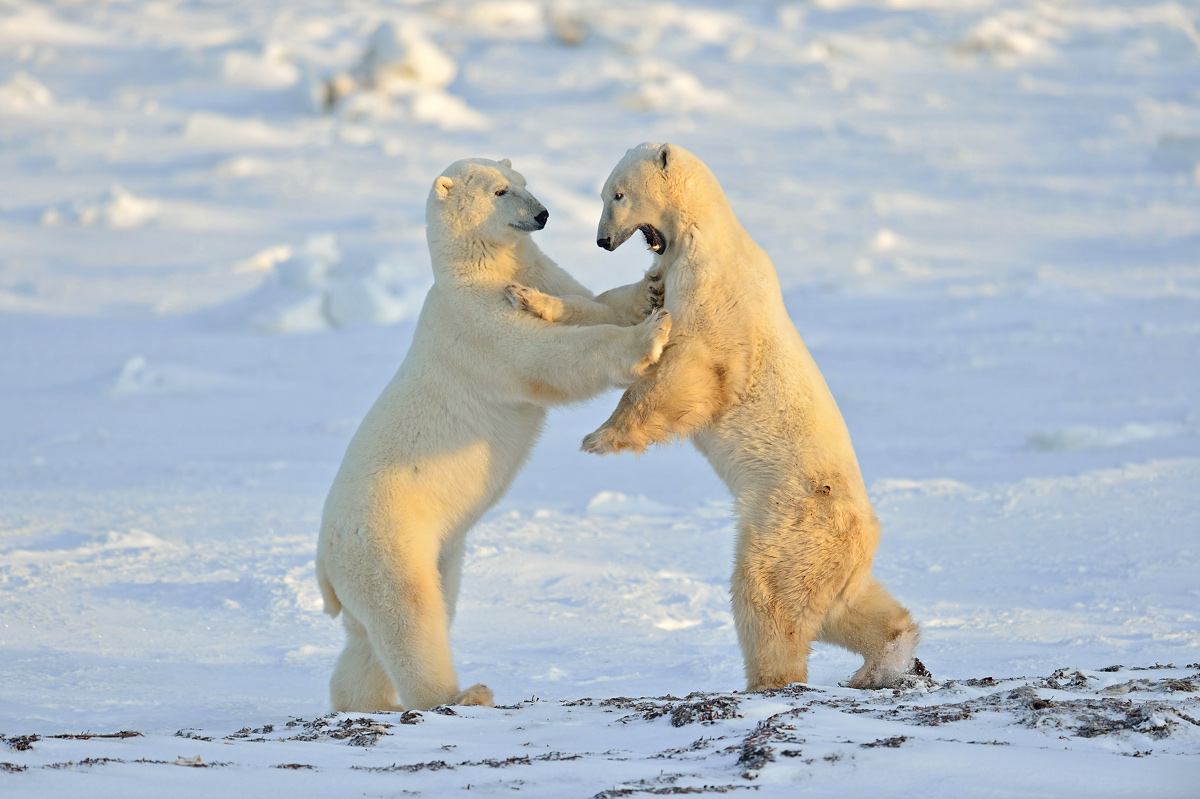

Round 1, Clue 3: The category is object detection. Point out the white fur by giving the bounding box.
[576,143,919,691]
[315,158,670,712]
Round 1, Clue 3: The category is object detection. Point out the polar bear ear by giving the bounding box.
[656,143,674,171]
[499,158,512,168]
[434,176,454,199]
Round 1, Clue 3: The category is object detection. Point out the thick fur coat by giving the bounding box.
[516,143,919,691]
[315,157,670,712]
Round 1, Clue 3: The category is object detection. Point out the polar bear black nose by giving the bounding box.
[597,237,612,250]
[534,209,549,229]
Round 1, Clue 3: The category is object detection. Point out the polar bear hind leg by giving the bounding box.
[731,571,822,691]
[730,520,846,692]
[330,609,403,712]
[819,576,919,689]
[331,549,493,712]
[731,483,919,692]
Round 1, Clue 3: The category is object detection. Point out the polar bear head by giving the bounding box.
[596,142,722,257]
[426,158,549,252]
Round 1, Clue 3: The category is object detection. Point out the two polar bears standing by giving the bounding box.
[316,146,918,712]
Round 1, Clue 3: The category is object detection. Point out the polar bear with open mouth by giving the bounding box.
[514,143,919,692]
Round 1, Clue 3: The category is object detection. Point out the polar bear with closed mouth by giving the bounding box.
[515,143,920,692]
[315,157,671,712]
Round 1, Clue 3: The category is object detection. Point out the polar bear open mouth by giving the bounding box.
[640,224,666,254]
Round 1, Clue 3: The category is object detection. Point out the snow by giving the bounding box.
[1,0,1198,795]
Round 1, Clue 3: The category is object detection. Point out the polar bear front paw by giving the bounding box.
[581,426,619,455]
[505,283,560,322]
[452,683,494,707]
[633,308,671,376]
[639,269,665,318]
[581,424,646,456]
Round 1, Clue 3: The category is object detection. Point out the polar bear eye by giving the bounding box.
[495,188,507,197]
[614,192,624,201]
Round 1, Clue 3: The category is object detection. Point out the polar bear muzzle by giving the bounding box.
[597,224,666,254]
[511,203,549,232]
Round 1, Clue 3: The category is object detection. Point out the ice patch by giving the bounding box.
[586,490,676,517]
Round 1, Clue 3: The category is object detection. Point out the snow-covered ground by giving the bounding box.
[2,1,1198,795]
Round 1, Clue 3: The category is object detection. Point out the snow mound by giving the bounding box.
[315,22,485,130]
[625,60,727,114]
[468,1,544,28]
[44,185,161,230]
[358,21,457,92]
[0,70,53,109]
[959,11,1067,63]
[409,90,489,130]
[222,43,300,88]
[586,490,676,516]
[110,356,251,396]
[248,234,430,334]
[2,528,166,560]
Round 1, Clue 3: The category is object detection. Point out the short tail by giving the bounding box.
[315,556,342,618]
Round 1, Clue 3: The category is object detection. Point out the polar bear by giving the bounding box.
[315,157,671,712]
[515,143,919,692]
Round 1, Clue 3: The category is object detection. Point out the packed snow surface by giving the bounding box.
[1,1,1197,796]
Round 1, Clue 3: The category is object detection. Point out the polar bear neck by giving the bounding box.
[427,232,535,285]
[663,191,755,272]
[655,160,753,264]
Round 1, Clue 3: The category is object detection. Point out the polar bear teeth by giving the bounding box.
[640,224,666,253]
